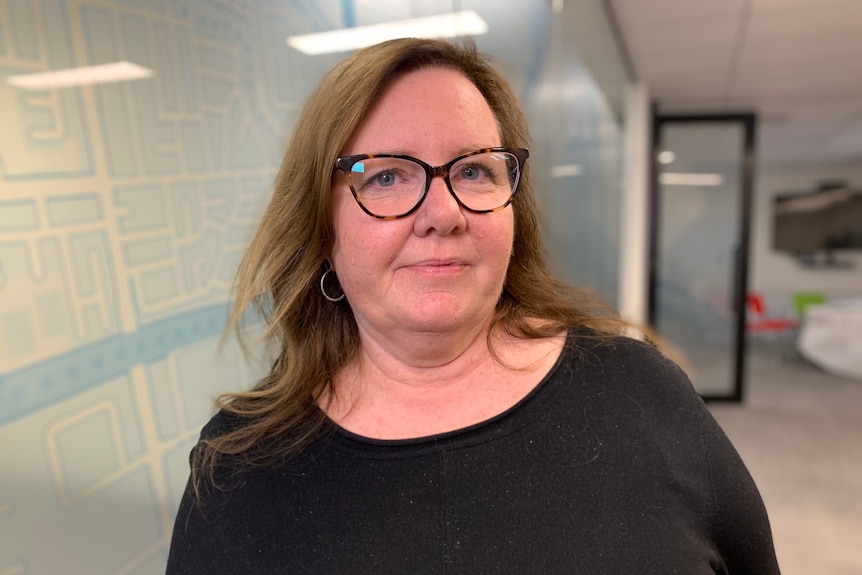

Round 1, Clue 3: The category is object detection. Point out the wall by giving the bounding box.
[0,1,627,573]
[750,161,862,303]
[0,2,333,573]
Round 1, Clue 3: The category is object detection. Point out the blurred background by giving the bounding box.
[1,0,860,573]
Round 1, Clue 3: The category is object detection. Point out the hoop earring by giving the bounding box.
[320,267,345,302]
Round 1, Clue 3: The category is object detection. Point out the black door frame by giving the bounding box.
[648,113,757,402]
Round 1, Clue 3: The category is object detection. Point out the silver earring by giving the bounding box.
[320,267,345,302]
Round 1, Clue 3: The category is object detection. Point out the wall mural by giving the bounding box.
[0,1,337,572]
[0,1,621,573]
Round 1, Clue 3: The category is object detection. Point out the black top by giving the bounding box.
[167,335,780,574]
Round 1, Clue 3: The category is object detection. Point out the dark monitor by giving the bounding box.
[773,187,862,253]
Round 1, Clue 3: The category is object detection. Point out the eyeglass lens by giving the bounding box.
[348,151,520,217]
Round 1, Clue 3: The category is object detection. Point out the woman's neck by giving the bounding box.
[356,318,496,384]
[323,326,566,440]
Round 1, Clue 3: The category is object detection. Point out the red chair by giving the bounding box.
[746,293,798,333]
[746,293,800,360]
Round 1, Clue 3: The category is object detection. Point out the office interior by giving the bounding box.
[0,1,860,573]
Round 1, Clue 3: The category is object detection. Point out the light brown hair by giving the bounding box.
[192,38,627,497]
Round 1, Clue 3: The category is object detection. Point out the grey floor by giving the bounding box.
[709,353,862,575]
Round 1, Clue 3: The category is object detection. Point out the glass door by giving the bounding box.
[649,115,756,401]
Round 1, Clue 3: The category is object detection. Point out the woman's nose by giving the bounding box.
[412,175,466,236]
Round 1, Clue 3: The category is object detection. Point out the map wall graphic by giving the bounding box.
[0,1,338,572]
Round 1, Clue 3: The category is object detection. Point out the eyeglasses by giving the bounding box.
[334,147,529,219]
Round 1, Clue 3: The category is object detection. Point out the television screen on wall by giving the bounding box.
[773,187,862,253]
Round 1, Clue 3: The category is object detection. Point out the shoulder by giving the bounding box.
[191,406,331,475]
[198,409,244,441]
[564,332,698,409]
[550,331,718,467]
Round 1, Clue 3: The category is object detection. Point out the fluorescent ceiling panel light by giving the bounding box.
[551,164,583,178]
[659,172,723,187]
[287,11,488,55]
[6,61,153,90]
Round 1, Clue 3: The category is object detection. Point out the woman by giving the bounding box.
[168,39,779,573]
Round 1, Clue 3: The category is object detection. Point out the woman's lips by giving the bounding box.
[404,260,467,276]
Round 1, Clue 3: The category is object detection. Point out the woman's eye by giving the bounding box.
[361,171,398,189]
[459,164,494,182]
[461,166,482,180]
[374,172,396,187]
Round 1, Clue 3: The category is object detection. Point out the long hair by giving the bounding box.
[191,38,627,497]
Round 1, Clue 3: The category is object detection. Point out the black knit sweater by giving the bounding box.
[167,335,780,574]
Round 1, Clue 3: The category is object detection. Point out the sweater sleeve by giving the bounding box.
[166,412,255,575]
[701,409,782,574]
[608,336,781,574]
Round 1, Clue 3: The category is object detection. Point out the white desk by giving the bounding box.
[798,300,862,381]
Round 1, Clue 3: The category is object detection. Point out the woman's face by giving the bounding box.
[330,67,514,341]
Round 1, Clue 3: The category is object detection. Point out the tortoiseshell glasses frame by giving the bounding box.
[333,147,529,220]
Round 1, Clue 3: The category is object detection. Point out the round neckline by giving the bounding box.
[329,337,571,455]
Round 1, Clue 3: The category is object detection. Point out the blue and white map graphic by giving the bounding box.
[0,1,340,572]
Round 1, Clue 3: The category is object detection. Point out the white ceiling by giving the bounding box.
[608,0,862,167]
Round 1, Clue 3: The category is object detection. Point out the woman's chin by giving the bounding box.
[389,300,492,336]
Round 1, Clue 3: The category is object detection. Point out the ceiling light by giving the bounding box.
[657,151,675,164]
[6,61,153,90]
[551,164,583,178]
[659,172,723,187]
[286,11,489,55]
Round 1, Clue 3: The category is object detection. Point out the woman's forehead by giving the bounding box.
[343,68,500,157]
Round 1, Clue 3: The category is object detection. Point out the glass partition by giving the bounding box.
[525,0,629,306]
[650,115,757,400]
